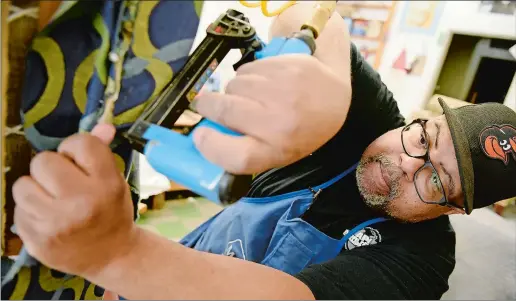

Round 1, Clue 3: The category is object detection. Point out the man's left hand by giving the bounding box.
[12,123,137,278]
[192,54,351,175]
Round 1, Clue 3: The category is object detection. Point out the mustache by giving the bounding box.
[360,154,403,188]
[356,154,403,210]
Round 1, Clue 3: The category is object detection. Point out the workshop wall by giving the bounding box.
[191,1,281,89]
[378,1,516,118]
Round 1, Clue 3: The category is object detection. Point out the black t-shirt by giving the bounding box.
[248,44,456,299]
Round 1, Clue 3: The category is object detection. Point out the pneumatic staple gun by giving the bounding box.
[124,6,334,205]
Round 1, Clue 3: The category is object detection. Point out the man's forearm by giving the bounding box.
[86,227,314,300]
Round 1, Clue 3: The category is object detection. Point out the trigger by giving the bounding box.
[233,39,264,71]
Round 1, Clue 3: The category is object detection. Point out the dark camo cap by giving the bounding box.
[439,98,516,214]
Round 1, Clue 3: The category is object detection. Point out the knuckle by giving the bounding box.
[30,151,54,173]
[111,177,129,200]
[211,98,231,125]
[235,59,256,75]
[225,78,238,95]
[234,150,252,174]
[75,197,101,225]
[40,227,56,244]
[77,133,98,149]
[226,75,254,97]
[12,175,31,197]
[193,127,209,150]
[277,112,300,137]
[60,133,96,152]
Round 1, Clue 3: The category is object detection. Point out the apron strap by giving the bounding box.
[337,217,388,251]
[312,162,359,192]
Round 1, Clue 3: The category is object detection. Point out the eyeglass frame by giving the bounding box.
[401,118,464,212]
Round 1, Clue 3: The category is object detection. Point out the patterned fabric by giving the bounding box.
[1,1,203,299]
[21,0,203,173]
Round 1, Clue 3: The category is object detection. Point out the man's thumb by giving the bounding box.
[91,123,116,145]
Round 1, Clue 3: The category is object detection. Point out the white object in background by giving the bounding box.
[509,44,516,60]
[138,154,172,199]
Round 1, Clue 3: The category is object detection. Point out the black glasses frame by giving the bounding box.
[401,119,464,212]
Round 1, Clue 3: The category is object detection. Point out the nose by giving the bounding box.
[399,153,425,182]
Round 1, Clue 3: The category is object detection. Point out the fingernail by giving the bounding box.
[189,98,198,113]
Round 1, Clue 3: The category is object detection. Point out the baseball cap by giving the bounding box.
[439,98,516,214]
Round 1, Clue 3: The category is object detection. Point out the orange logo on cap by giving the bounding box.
[479,125,516,165]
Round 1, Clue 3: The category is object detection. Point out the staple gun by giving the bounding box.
[124,7,330,205]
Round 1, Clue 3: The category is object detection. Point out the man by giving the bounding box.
[11,3,516,300]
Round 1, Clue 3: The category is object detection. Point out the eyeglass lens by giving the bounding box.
[402,122,445,204]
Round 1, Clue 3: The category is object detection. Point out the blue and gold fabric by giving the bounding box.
[1,0,203,299]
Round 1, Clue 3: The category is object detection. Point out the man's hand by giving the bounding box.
[12,123,137,278]
[192,54,351,175]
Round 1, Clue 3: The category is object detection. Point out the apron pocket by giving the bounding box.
[261,232,314,275]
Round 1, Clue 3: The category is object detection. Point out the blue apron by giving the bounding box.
[180,163,388,275]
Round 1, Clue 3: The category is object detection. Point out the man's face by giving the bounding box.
[356,116,465,222]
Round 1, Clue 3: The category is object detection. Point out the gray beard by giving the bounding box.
[356,154,402,213]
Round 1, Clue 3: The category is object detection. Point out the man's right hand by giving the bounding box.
[191,53,351,175]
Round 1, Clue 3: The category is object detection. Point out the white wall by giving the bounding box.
[191,1,285,89]
[378,1,516,118]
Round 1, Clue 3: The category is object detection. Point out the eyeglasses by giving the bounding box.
[401,119,464,212]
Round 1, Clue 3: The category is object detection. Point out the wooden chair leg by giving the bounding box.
[38,0,62,31]
[152,192,166,210]
[137,202,148,215]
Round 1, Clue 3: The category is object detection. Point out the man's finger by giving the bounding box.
[235,54,307,77]
[57,133,118,177]
[30,152,87,197]
[224,74,268,101]
[14,207,42,257]
[91,123,116,145]
[192,126,276,174]
[224,74,283,107]
[193,92,274,140]
[13,175,56,217]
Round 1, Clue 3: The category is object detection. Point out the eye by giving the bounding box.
[419,133,427,147]
[430,172,442,193]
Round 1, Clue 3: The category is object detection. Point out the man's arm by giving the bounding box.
[88,223,455,300]
[88,228,314,300]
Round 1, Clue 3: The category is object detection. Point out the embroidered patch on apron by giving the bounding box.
[343,226,382,250]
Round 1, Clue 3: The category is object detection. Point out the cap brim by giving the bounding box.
[438,98,475,214]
